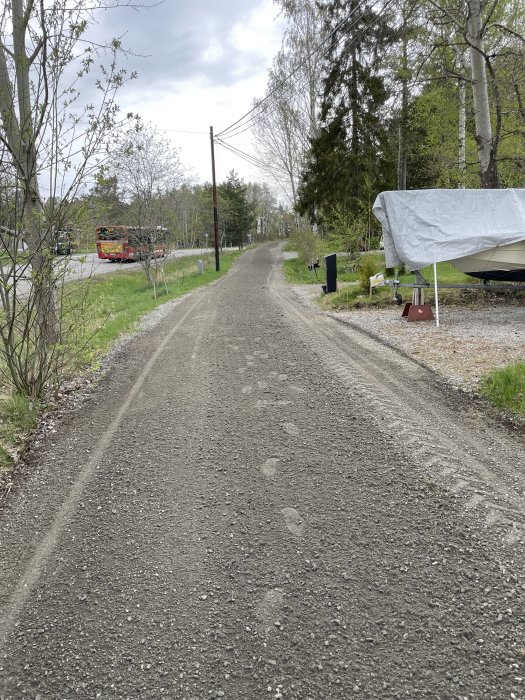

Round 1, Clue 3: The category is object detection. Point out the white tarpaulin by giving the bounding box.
[372,189,525,271]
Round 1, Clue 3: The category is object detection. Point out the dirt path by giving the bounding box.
[1,243,525,699]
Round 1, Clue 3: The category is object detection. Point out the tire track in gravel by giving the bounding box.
[2,243,525,700]
[270,252,525,546]
[0,293,208,653]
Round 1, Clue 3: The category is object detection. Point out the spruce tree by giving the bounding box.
[297,0,396,221]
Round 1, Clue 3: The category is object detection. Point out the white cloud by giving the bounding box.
[110,0,286,184]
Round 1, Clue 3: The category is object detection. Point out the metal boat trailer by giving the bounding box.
[386,270,525,325]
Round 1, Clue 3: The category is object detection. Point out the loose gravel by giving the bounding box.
[293,284,525,393]
[1,244,525,699]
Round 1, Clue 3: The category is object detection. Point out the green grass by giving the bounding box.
[317,259,525,310]
[65,251,241,371]
[0,393,38,469]
[0,251,242,470]
[481,364,525,417]
[283,256,359,285]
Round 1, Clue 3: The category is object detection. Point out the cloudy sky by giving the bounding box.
[98,0,287,185]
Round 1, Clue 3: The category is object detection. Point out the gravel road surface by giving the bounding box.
[1,243,525,699]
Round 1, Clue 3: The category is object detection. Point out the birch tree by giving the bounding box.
[465,0,498,187]
[251,0,325,208]
[0,0,137,397]
[109,125,185,297]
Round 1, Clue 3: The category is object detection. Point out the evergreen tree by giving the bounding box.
[297,0,396,222]
[220,172,256,249]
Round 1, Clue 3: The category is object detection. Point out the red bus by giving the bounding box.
[96,225,169,261]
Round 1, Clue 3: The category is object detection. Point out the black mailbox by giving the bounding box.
[324,253,337,293]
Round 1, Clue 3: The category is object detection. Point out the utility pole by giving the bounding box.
[210,126,220,272]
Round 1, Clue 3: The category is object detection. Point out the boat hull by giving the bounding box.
[450,240,525,281]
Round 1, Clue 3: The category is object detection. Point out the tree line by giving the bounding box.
[250,0,525,245]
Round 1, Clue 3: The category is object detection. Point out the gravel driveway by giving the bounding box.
[1,243,525,699]
[294,283,525,393]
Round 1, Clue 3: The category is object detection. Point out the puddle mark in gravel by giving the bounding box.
[290,385,306,394]
[282,422,299,436]
[268,371,278,378]
[255,588,285,636]
[246,361,256,368]
[229,345,240,351]
[281,507,306,536]
[245,355,255,361]
[256,399,293,409]
[261,458,279,477]
[242,386,253,394]
[465,493,485,509]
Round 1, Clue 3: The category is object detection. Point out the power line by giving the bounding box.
[214,139,295,204]
[216,0,394,143]
[216,0,376,139]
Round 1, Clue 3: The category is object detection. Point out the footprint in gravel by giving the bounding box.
[281,507,305,536]
[257,381,268,389]
[261,458,279,477]
[255,588,285,636]
[242,385,253,394]
[278,373,288,381]
[237,367,247,374]
[282,422,299,436]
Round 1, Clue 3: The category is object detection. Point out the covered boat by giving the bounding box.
[372,189,525,280]
[449,241,525,281]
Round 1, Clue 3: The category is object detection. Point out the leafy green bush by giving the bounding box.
[358,253,380,293]
[288,229,327,266]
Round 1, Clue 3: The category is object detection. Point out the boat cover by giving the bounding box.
[372,189,525,271]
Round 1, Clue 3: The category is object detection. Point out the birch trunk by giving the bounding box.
[466,0,499,188]
[397,33,409,191]
[2,0,60,352]
[458,77,467,187]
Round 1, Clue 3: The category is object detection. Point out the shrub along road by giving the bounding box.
[1,243,525,699]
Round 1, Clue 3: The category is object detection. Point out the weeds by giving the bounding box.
[481,364,525,417]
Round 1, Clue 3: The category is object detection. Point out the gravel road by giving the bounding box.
[1,243,525,699]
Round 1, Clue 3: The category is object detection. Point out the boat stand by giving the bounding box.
[400,273,435,321]
[401,283,435,322]
[390,269,525,326]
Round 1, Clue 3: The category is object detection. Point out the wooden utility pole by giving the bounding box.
[210,126,220,271]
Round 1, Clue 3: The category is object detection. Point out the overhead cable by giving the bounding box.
[215,0,382,139]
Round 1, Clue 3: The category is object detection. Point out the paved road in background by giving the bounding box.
[64,248,215,281]
[1,243,525,699]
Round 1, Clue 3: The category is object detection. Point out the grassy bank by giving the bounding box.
[0,250,241,472]
[283,255,359,285]
[481,364,525,418]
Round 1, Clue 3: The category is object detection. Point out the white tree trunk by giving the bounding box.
[466,0,498,187]
[458,77,467,187]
